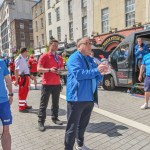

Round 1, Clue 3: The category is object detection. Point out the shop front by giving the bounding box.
[93,26,144,58]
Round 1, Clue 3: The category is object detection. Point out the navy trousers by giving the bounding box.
[64,102,94,150]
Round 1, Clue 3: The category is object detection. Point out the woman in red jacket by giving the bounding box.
[28,54,38,89]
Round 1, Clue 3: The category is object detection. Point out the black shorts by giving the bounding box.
[30,72,37,76]
[144,76,150,92]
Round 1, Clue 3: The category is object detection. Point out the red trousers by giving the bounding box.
[18,76,29,110]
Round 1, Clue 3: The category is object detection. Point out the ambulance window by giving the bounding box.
[117,44,129,63]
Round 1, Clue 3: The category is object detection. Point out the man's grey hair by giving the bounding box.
[77,37,89,47]
[137,37,142,41]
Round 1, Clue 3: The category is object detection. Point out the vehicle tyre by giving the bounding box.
[103,75,115,91]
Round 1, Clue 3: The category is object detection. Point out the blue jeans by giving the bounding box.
[64,102,94,150]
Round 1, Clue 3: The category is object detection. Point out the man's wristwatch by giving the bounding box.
[8,93,14,97]
[49,68,51,72]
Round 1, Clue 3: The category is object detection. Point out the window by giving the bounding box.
[48,12,51,25]
[30,33,33,40]
[20,23,24,29]
[21,41,25,47]
[57,26,61,41]
[42,34,44,45]
[69,22,73,40]
[56,7,60,21]
[35,10,38,17]
[29,22,32,29]
[41,18,44,28]
[20,32,25,39]
[113,44,129,63]
[101,8,109,33]
[40,6,43,13]
[1,20,9,50]
[30,42,33,47]
[49,30,52,39]
[125,0,135,27]
[35,21,38,31]
[81,0,87,8]
[47,0,50,9]
[68,0,73,15]
[36,36,38,46]
[82,16,87,37]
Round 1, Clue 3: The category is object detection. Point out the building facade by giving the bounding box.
[45,0,93,45]
[92,0,150,54]
[0,0,36,56]
[10,19,34,51]
[93,0,150,34]
[32,0,47,53]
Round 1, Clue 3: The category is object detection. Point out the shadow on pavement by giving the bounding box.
[45,125,66,130]
[87,122,128,137]
[28,108,67,116]
[99,87,128,93]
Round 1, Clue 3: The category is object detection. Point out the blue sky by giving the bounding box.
[0,0,39,5]
[0,0,3,5]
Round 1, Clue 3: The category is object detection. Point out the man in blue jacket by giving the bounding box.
[64,37,108,150]
[134,38,149,69]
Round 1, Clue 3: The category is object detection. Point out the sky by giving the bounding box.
[0,0,39,5]
[0,0,3,5]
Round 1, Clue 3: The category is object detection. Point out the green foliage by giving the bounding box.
[28,47,34,56]
[46,45,49,52]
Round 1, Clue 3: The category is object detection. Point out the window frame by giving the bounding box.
[56,7,60,21]
[57,26,61,41]
[125,0,135,27]
[82,16,87,37]
[101,7,109,33]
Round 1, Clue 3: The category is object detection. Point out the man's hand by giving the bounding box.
[98,64,109,75]
[50,67,58,73]
[138,75,142,82]
[139,47,143,51]
[14,80,18,86]
[8,96,13,105]
[30,75,34,80]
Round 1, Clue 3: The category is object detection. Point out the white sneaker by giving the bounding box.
[76,145,91,150]
[140,103,148,110]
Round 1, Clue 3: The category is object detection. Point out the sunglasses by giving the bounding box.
[80,42,92,45]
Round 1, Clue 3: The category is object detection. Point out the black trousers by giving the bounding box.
[64,102,94,150]
[38,84,61,123]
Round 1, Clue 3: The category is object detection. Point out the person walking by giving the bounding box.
[9,57,15,80]
[28,54,38,89]
[14,47,32,113]
[64,37,108,150]
[139,53,150,109]
[0,59,13,150]
[37,39,64,131]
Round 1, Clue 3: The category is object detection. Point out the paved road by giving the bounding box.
[0,84,150,150]
[62,86,150,126]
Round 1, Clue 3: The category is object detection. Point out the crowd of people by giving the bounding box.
[0,36,150,150]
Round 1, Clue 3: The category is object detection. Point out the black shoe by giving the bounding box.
[52,118,63,125]
[26,106,32,109]
[38,122,45,132]
[19,109,29,113]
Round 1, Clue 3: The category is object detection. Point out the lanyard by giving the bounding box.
[50,52,60,68]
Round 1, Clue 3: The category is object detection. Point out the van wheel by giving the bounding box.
[103,75,115,91]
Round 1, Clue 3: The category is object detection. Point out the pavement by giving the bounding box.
[1,79,150,150]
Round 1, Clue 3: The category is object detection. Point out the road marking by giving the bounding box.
[60,94,150,134]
